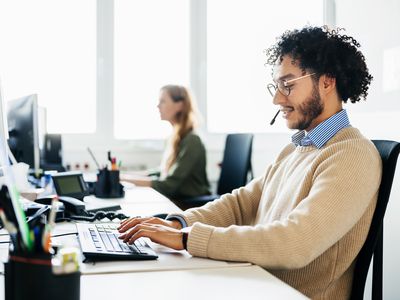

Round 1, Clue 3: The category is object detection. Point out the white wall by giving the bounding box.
[334,0,400,299]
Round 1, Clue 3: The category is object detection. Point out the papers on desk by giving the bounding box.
[80,241,250,275]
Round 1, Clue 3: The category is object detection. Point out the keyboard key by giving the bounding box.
[120,243,132,253]
[96,225,105,232]
[108,224,118,230]
[108,234,123,252]
[99,232,114,251]
[94,241,103,249]
[136,238,146,247]
[129,243,141,253]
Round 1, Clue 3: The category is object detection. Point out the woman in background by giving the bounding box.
[122,85,210,201]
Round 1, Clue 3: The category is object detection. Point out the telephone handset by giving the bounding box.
[35,195,86,216]
[35,195,129,222]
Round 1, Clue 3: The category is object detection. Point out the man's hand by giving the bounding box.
[118,216,182,232]
[118,217,184,250]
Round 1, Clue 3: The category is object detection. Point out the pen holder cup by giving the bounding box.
[4,253,80,300]
[94,169,125,198]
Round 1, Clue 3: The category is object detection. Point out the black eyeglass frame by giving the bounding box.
[267,73,316,97]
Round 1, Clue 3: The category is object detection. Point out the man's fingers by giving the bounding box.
[119,216,165,232]
[118,223,184,250]
[126,227,157,244]
[119,223,156,243]
[119,216,141,226]
[118,217,149,232]
[142,217,165,226]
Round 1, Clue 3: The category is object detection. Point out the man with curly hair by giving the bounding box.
[118,26,382,299]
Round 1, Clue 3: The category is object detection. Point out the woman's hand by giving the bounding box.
[118,217,184,250]
[120,173,152,187]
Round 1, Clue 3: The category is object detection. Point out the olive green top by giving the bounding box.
[151,131,210,199]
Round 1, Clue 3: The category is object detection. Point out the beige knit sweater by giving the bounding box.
[176,127,382,299]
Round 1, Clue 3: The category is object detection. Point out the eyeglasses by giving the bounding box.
[267,73,316,97]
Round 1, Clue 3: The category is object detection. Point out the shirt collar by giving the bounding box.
[291,109,350,149]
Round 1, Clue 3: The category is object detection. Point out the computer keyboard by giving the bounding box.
[76,223,158,261]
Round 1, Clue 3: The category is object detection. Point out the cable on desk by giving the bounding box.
[0,232,78,244]
[70,211,129,222]
[59,211,130,223]
[51,232,78,238]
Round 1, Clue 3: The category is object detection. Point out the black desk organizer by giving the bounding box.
[4,252,80,300]
[94,168,125,199]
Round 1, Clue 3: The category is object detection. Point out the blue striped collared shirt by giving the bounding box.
[291,109,350,149]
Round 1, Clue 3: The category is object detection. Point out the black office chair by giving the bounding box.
[350,140,400,300]
[40,133,66,172]
[179,133,254,209]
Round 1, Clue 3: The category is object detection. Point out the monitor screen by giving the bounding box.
[7,94,40,173]
[56,176,82,194]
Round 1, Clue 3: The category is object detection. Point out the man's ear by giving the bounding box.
[320,75,336,93]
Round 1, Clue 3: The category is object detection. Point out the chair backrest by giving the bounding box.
[351,140,400,300]
[216,133,254,195]
[43,133,62,164]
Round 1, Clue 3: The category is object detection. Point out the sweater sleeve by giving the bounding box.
[184,141,382,269]
[151,134,204,196]
[170,172,267,228]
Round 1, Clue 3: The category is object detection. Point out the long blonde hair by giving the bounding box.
[162,85,198,172]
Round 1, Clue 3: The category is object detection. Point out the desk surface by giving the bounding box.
[0,266,308,300]
[81,265,308,299]
[83,187,183,216]
[0,186,308,299]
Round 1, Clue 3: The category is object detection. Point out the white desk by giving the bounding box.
[0,266,308,300]
[83,187,183,216]
[81,265,308,299]
[0,187,308,299]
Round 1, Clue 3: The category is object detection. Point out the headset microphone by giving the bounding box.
[269,109,280,125]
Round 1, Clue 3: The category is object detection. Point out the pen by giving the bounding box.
[0,208,17,235]
[0,208,19,250]
[111,157,117,170]
[48,196,58,228]
[42,196,58,253]
[33,226,42,252]
[11,185,32,250]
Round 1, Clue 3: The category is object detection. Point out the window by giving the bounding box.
[0,0,96,133]
[114,0,190,140]
[207,0,323,133]
[0,1,325,138]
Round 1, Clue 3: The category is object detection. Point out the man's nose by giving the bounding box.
[272,90,286,105]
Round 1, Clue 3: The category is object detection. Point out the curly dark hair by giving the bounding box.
[265,26,373,103]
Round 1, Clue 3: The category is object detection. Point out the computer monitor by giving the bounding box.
[38,105,47,159]
[0,78,9,167]
[7,94,40,174]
